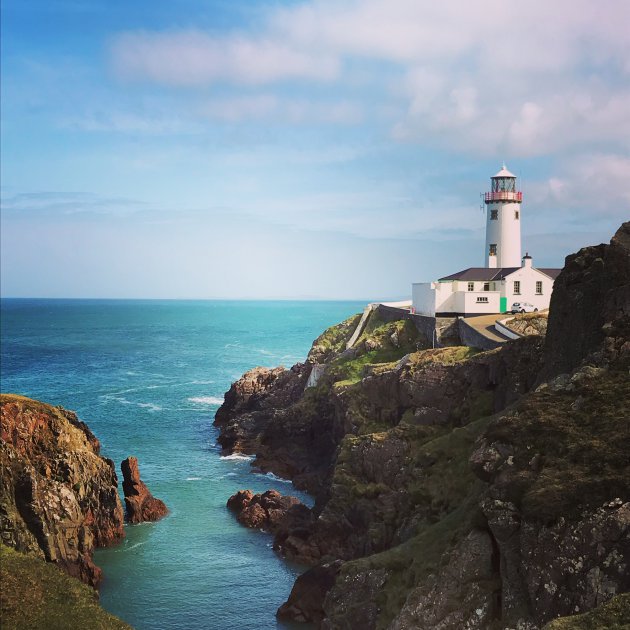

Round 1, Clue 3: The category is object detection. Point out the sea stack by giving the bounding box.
[121,457,168,523]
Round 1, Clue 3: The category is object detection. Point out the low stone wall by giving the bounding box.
[495,318,522,340]
[457,318,504,351]
[375,304,459,347]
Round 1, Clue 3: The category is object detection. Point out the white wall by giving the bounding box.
[485,200,522,267]
[412,282,436,316]
[456,290,501,314]
[501,267,555,311]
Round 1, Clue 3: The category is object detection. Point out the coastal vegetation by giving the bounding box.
[0,544,130,629]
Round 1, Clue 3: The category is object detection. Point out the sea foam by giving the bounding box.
[220,453,254,461]
[188,396,224,405]
[256,471,292,484]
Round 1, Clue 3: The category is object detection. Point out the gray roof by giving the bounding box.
[439,266,562,281]
[438,267,519,281]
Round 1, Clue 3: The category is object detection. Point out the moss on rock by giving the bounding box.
[542,592,630,629]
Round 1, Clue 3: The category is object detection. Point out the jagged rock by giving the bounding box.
[321,566,390,630]
[540,221,630,381]
[277,561,343,624]
[505,312,549,337]
[121,457,168,524]
[389,529,500,630]
[0,395,124,587]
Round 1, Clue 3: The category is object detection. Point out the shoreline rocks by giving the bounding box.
[121,456,168,524]
[0,394,125,587]
[227,489,317,563]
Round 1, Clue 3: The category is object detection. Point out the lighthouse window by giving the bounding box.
[515,210,520,220]
[490,209,498,220]
[536,281,543,294]
[489,244,497,256]
[467,282,474,292]
[514,281,521,294]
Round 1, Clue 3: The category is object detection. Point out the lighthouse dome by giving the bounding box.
[493,164,516,178]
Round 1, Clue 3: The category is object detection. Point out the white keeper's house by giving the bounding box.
[412,165,561,317]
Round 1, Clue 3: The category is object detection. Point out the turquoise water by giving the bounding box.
[0,299,365,629]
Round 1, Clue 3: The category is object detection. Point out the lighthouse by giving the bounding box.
[483,164,522,268]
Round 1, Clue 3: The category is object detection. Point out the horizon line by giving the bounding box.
[0,295,405,302]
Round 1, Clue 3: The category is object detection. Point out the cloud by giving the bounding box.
[528,153,630,218]
[59,111,202,135]
[198,95,363,124]
[108,0,630,154]
[0,191,148,218]
[110,30,339,86]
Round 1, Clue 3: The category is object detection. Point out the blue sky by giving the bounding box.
[2,0,629,299]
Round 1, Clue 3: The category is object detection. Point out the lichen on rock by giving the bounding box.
[0,394,125,587]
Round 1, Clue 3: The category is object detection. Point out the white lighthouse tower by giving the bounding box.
[484,165,522,268]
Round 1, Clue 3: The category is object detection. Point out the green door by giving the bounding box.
[500,297,507,313]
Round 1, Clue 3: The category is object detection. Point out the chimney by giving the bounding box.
[522,252,533,268]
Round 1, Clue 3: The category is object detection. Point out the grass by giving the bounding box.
[542,593,630,629]
[0,545,131,630]
[307,313,363,363]
[483,368,630,521]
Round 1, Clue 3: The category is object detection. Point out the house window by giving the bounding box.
[476,297,489,303]
[536,281,543,294]
[515,210,520,220]
[490,209,498,220]
[467,282,474,292]
[514,280,521,294]
[489,244,497,256]
[483,282,490,291]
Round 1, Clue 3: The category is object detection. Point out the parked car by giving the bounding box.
[511,302,538,314]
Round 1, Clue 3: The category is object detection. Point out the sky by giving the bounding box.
[1,0,629,299]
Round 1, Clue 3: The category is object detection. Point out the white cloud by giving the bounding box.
[198,95,363,125]
[110,30,339,86]
[529,153,630,217]
[108,0,630,154]
[60,111,202,135]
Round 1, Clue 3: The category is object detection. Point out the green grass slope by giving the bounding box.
[0,545,131,630]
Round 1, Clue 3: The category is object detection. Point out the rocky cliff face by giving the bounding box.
[540,221,630,380]
[217,223,630,629]
[0,395,125,587]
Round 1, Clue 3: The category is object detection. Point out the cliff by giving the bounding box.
[0,394,125,587]
[216,223,630,629]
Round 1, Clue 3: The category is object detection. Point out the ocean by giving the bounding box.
[0,298,366,630]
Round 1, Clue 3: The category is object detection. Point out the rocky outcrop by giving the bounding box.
[388,529,500,630]
[277,561,343,624]
[540,221,630,380]
[216,223,630,629]
[121,457,168,524]
[0,395,124,587]
[504,311,548,336]
[227,489,316,562]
